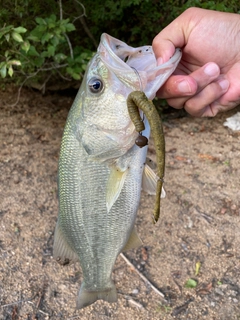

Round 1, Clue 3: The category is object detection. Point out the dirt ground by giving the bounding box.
[0,86,240,320]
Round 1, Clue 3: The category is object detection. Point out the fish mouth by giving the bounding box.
[98,33,182,99]
[98,33,147,92]
[100,33,153,65]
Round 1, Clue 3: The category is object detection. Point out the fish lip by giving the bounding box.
[99,33,133,69]
[99,33,155,71]
[97,34,150,93]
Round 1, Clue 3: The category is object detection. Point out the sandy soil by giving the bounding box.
[0,86,240,320]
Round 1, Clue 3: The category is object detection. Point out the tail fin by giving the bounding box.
[76,282,117,309]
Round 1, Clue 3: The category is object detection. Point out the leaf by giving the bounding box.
[59,25,66,33]
[21,41,30,53]
[65,23,76,32]
[30,26,47,39]
[72,73,81,80]
[13,27,27,33]
[66,67,81,80]
[47,45,55,57]
[196,282,213,295]
[41,32,53,44]
[175,155,188,161]
[198,154,218,161]
[33,56,45,67]
[195,261,201,276]
[37,25,47,32]
[8,65,13,77]
[11,31,23,43]
[0,64,7,78]
[54,27,62,36]
[9,60,21,66]
[0,25,14,39]
[185,279,197,288]
[54,53,67,63]
[48,22,57,29]
[40,50,49,58]
[35,17,46,25]
[82,64,87,71]
[27,35,40,42]
[4,33,10,42]
[27,45,40,57]
[46,14,57,28]
[49,14,57,22]
[51,36,59,46]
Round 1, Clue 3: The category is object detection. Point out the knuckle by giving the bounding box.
[184,98,196,110]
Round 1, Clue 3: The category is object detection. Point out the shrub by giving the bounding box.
[0,0,239,89]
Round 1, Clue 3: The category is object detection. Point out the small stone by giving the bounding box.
[13,174,20,184]
[132,289,139,295]
[215,288,224,296]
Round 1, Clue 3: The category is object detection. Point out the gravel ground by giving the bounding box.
[0,86,240,319]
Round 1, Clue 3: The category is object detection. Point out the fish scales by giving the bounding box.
[53,33,181,309]
[58,127,146,291]
[58,96,146,292]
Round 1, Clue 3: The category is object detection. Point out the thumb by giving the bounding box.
[152,36,177,65]
[152,9,194,64]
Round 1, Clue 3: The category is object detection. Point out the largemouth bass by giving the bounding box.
[53,33,181,309]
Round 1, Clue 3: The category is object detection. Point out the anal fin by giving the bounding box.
[53,221,79,265]
[142,164,166,198]
[122,226,142,252]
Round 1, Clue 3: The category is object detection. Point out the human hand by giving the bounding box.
[152,8,240,117]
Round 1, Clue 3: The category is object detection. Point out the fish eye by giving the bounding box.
[88,78,104,93]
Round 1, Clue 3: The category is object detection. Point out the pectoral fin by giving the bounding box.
[106,166,128,212]
[53,221,79,265]
[142,164,166,198]
[122,227,142,252]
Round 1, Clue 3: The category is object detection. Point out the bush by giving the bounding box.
[0,0,239,89]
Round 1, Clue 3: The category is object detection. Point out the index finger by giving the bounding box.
[157,62,220,99]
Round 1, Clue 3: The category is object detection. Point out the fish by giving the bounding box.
[53,33,181,309]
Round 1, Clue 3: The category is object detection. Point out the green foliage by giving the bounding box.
[0,10,93,86]
[82,0,239,47]
[185,278,198,288]
[0,25,26,78]
[0,0,239,88]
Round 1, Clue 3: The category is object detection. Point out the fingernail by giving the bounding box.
[157,57,163,65]
[177,80,192,93]
[204,63,219,76]
[218,78,229,90]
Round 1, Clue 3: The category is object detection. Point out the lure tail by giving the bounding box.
[77,281,117,309]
